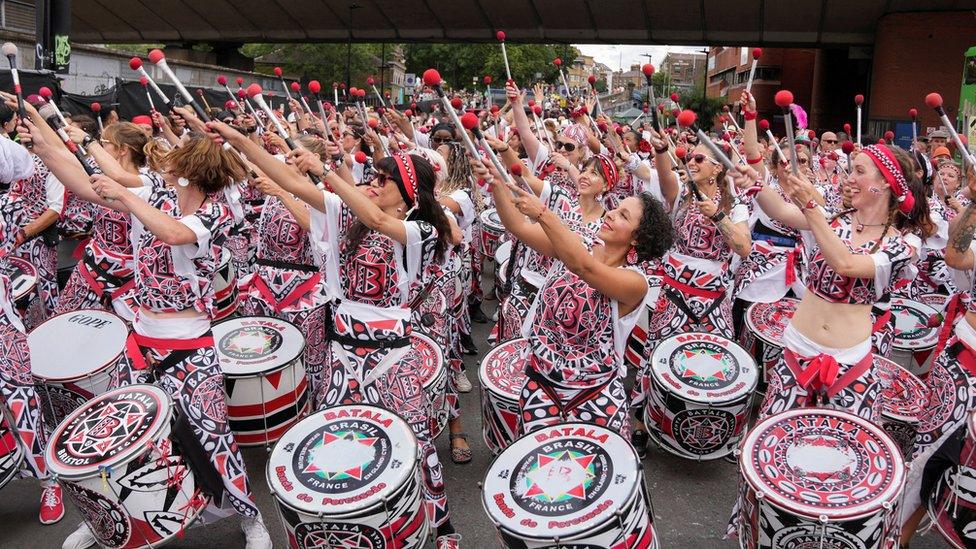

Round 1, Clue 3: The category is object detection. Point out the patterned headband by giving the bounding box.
[593,154,619,192]
[861,144,913,214]
[392,151,418,206]
[561,123,587,145]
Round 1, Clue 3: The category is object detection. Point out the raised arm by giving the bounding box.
[506,82,542,165]
[648,129,680,206]
[947,171,976,270]
[739,91,767,180]
[482,159,555,258]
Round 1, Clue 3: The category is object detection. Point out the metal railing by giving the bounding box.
[1,0,34,34]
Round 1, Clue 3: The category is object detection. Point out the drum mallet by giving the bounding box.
[129,57,170,106]
[775,90,801,176]
[926,92,976,167]
[2,43,28,123]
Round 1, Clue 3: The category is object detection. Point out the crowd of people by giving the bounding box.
[0,56,974,549]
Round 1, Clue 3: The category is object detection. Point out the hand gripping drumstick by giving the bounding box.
[745,48,762,95]
[39,103,97,176]
[129,57,170,105]
[148,49,208,121]
[496,31,512,82]
[926,92,976,167]
[775,90,800,176]
[2,43,28,124]
[246,84,324,186]
[854,94,864,146]
[218,76,263,135]
[460,111,516,194]
[273,67,294,104]
[38,87,87,156]
[291,82,314,116]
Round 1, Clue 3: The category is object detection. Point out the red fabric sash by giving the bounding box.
[78,259,135,301]
[783,347,874,400]
[661,274,725,300]
[126,332,215,370]
[785,247,799,288]
[933,293,965,362]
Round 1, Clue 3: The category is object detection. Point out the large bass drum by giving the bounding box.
[479,338,529,455]
[874,356,929,459]
[411,331,449,438]
[742,297,798,391]
[482,422,658,548]
[927,410,976,548]
[213,247,239,321]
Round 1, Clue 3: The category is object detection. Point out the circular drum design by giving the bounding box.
[890,297,939,375]
[46,385,209,548]
[411,332,448,438]
[743,298,798,386]
[214,247,239,321]
[644,332,758,460]
[479,338,529,455]
[480,209,505,260]
[30,309,129,430]
[267,405,429,548]
[213,316,308,446]
[482,422,657,548]
[874,357,929,458]
[925,410,976,549]
[4,256,37,311]
[0,410,24,491]
[919,293,950,314]
[738,407,905,549]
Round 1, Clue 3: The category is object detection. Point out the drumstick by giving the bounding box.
[196,88,213,114]
[642,64,659,131]
[908,108,918,150]
[139,76,156,114]
[554,58,571,99]
[91,102,105,135]
[926,92,976,168]
[461,111,517,195]
[672,146,703,202]
[423,69,480,159]
[484,75,493,108]
[129,57,170,105]
[676,109,736,172]
[775,90,800,176]
[273,67,294,103]
[148,50,207,120]
[496,31,512,82]
[39,103,96,176]
[3,43,28,124]
[745,48,762,95]
[247,84,324,186]
[307,80,334,141]
[367,76,387,108]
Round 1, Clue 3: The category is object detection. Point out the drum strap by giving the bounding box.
[250,271,322,313]
[255,258,318,273]
[526,357,614,417]
[948,339,976,378]
[932,293,965,364]
[783,348,873,403]
[170,405,225,503]
[871,307,892,334]
[326,326,411,350]
[79,257,134,305]
[784,247,800,288]
[126,332,216,371]
[660,274,726,326]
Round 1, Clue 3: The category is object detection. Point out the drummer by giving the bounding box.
[18,109,273,549]
[0,124,63,526]
[485,154,672,437]
[208,119,462,549]
[901,164,976,545]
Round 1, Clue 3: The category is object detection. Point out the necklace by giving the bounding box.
[853,213,885,233]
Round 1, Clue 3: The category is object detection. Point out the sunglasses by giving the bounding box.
[823,139,838,144]
[689,153,719,165]
[430,136,455,145]
[554,141,577,152]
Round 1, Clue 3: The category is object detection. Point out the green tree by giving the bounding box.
[241,43,387,88]
[404,43,579,90]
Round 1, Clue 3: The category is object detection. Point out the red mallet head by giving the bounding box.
[752,48,762,60]
[597,121,608,132]
[759,119,770,131]
[217,75,228,86]
[719,115,727,123]
[290,82,300,92]
[148,49,165,64]
[128,57,142,70]
[234,77,243,87]
[844,123,852,134]
[273,67,283,77]
[460,112,479,130]
[670,93,680,102]
[496,30,506,42]
[308,80,321,94]
[774,90,794,109]
[671,108,680,117]
[484,75,493,85]
[643,105,649,113]
[354,151,368,164]
[878,139,886,145]
[510,163,523,177]
[527,99,535,107]
[722,105,731,113]
[676,109,697,128]
[39,86,52,99]
[366,76,375,86]
[533,105,543,116]
[348,87,358,96]
[340,83,346,90]
[411,102,417,110]
[356,88,366,99]
[91,102,101,113]
[908,108,918,119]
[422,69,442,87]
[367,118,379,129]
[854,94,864,106]
[841,141,855,154]
[925,92,943,109]
[553,58,562,66]
[404,109,413,117]
[140,76,148,87]
[675,146,687,160]
[641,64,654,77]
[884,130,895,141]
[450,97,463,110]
[225,100,237,110]
[237,88,246,99]
[615,126,624,136]
[658,103,665,112]
[246,83,263,98]
[195,88,204,96]
[808,130,816,140]
[588,75,597,86]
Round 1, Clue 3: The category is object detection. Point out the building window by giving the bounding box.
[740,48,748,66]
[707,55,715,71]
[1,0,34,33]
[965,55,976,86]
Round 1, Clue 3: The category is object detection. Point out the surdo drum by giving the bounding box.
[481,209,505,260]
[480,338,529,455]
[737,407,906,549]
[411,331,449,438]
[874,357,929,459]
[45,385,210,548]
[495,240,513,299]
[0,409,24,491]
[889,297,939,376]
[482,422,658,548]
[266,404,429,549]
[742,298,798,388]
[644,332,758,460]
[919,293,950,314]
[4,256,37,311]
[213,316,308,447]
[926,411,976,548]
[30,309,129,430]
[213,247,239,321]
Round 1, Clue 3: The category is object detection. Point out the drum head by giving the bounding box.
[650,332,758,405]
[740,407,905,521]
[480,338,529,399]
[412,332,444,387]
[481,209,503,231]
[29,310,128,382]
[919,293,950,313]
[267,405,418,517]
[745,298,798,348]
[890,298,939,350]
[213,316,305,378]
[495,240,513,265]
[4,257,36,302]
[46,384,172,480]
[874,357,928,423]
[483,422,640,541]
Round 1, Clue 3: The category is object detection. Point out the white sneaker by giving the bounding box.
[453,371,473,393]
[241,514,273,549]
[62,523,96,549]
[436,533,462,549]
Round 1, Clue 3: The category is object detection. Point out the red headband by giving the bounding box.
[593,154,619,192]
[861,144,913,214]
[392,152,418,206]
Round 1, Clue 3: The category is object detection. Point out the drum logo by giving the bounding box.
[669,342,739,390]
[672,409,735,456]
[512,438,612,517]
[292,419,391,494]
[294,522,385,549]
[58,394,157,467]
[893,305,933,343]
[220,326,283,360]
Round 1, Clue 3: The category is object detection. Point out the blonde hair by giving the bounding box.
[102,122,166,171]
[164,133,246,194]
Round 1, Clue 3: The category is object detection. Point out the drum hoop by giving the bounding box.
[215,316,307,378]
[478,338,528,397]
[890,298,939,349]
[650,332,758,405]
[29,308,128,382]
[743,299,797,348]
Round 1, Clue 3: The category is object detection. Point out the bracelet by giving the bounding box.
[81,135,94,147]
[710,211,727,224]
[800,198,817,211]
[743,111,758,121]
[746,155,763,165]
[654,145,668,154]
[498,146,510,153]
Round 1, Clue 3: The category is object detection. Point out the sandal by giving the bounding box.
[449,433,473,464]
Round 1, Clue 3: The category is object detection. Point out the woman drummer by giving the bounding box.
[486,155,672,436]
[208,121,462,549]
[20,112,273,549]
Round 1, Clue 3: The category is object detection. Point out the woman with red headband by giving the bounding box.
[485,153,672,435]
[208,120,461,548]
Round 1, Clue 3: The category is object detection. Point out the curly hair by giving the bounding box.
[164,132,246,194]
[634,193,673,262]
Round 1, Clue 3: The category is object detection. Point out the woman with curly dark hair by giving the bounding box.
[489,155,673,437]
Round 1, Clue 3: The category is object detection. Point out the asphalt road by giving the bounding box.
[0,293,948,548]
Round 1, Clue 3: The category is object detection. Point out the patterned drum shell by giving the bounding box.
[743,298,798,386]
[495,240,513,267]
[480,209,505,260]
[411,332,448,438]
[889,297,939,375]
[213,247,239,321]
[4,256,37,310]
[266,405,429,548]
[479,338,529,455]
[482,422,655,547]
[874,357,929,458]
[45,385,209,549]
[213,316,308,447]
[738,407,905,549]
[415,285,448,336]
[30,309,129,430]
[0,410,24,491]
[645,332,758,460]
[925,410,976,549]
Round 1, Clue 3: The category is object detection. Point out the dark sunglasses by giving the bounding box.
[431,136,455,145]
[823,139,838,144]
[689,153,718,165]
[797,157,809,165]
[554,141,577,152]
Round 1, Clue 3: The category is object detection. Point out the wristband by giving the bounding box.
[746,155,763,165]
[801,199,817,211]
[653,146,668,155]
[81,135,94,148]
[743,111,758,121]
[710,211,727,224]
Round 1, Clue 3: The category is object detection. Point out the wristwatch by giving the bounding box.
[81,135,94,148]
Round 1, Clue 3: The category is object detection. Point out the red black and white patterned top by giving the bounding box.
[664,190,749,292]
[801,214,917,306]
[513,180,578,289]
[128,177,234,316]
[255,195,315,266]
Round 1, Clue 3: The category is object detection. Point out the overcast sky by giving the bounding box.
[575,44,707,71]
